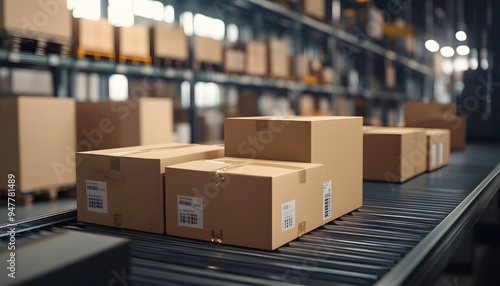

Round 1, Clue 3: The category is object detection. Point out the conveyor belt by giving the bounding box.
[1,144,499,285]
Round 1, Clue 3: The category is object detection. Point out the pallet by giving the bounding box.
[154,57,187,68]
[193,62,223,72]
[1,32,71,56]
[0,185,76,207]
[118,54,152,65]
[77,48,116,62]
[302,75,319,85]
[224,69,245,76]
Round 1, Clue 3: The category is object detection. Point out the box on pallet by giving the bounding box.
[118,25,150,59]
[76,98,173,151]
[165,157,325,250]
[76,143,224,234]
[224,116,363,220]
[363,127,427,183]
[224,48,245,73]
[75,18,115,55]
[0,96,76,192]
[153,23,188,61]
[194,36,223,64]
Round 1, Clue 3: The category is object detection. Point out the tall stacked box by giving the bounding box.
[245,41,268,76]
[0,96,76,191]
[76,143,224,233]
[224,116,363,220]
[153,23,188,61]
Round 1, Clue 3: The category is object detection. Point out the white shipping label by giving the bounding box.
[439,143,444,165]
[177,195,203,229]
[323,180,332,220]
[430,144,437,167]
[86,180,108,214]
[281,200,296,232]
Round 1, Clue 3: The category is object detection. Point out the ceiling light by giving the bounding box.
[440,46,454,57]
[425,40,439,52]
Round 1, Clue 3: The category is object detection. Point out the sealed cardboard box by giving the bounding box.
[119,25,150,58]
[194,36,223,64]
[76,144,224,234]
[302,0,325,20]
[1,0,72,40]
[268,39,289,78]
[76,18,115,54]
[419,116,466,150]
[76,97,173,151]
[425,129,450,171]
[0,96,76,191]
[245,41,268,76]
[224,48,245,73]
[363,128,427,183]
[154,23,188,60]
[165,157,325,250]
[225,116,363,220]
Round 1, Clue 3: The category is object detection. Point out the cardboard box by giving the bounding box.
[76,18,115,54]
[0,96,76,191]
[425,129,450,171]
[302,0,325,20]
[268,39,289,78]
[76,98,173,151]
[0,0,71,40]
[419,116,466,150]
[404,102,465,150]
[165,157,325,250]
[154,23,188,60]
[245,41,268,76]
[119,25,150,58]
[322,66,334,84]
[76,144,224,233]
[194,36,223,64]
[224,48,245,73]
[294,55,310,78]
[299,94,315,115]
[238,90,259,116]
[363,128,427,183]
[224,116,363,219]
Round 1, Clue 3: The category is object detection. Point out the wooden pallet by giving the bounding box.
[1,33,71,56]
[193,61,223,72]
[224,69,245,76]
[0,185,76,206]
[154,57,187,68]
[77,48,116,62]
[302,75,319,85]
[119,54,152,65]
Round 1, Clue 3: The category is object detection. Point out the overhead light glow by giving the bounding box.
[425,40,440,52]
[441,59,453,75]
[469,58,478,70]
[440,46,455,58]
[455,31,467,41]
[456,45,470,56]
[454,57,469,72]
[481,59,489,70]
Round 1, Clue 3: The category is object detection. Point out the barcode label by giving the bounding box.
[438,143,444,165]
[323,180,332,220]
[430,144,437,167]
[281,200,295,232]
[178,195,203,229]
[86,180,108,213]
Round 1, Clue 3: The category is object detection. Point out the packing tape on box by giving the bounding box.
[109,144,196,171]
[210,159,307,186]
[298,221,306,237]
[211,229,224,244]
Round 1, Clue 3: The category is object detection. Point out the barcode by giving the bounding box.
[324,197,331,219]
[179,200,192,207]
[87,185,99,191]
[283,204,290,211]
[88,197,104,209]
[179,212,198,225]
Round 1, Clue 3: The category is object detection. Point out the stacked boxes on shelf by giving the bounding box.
[118,25,151,64]
[194,36,223,68]
[0,96,76,192]
[267,38,289,79]
[245,41,268,76]
[153,23,188,64]
[224,48,245,74]
[74,18,116,60]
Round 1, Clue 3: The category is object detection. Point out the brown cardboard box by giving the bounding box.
[268,39,289,78]
[224,48,245,73]
[154,23,188,60]
[322,66,334,84]
[302,0,325,20]
[0,0,71,40]
[76,18,115,54]
[295,55,310,78]
[363,128,427,183]
[119,25,150,58]
[425,129,450,171]
[165,157,324,250]
[76,144,224,233]
[224,116,363,220]
[419,116,466,150]
[0,96,76,191]
[403,102,465,150]
[299,94,315,115]
[194,36,223,64]
[238,90,259,116]
[245,41,268,76]
[76,98,173,151]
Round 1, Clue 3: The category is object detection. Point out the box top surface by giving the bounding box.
[78,143,223,159]
[425,128,451,135]
[227,116,361,122]
[167,157,321,178]
[363,127,427,135]
[76,97,169,105]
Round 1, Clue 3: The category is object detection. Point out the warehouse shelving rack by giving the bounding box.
[0,0,433,142]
